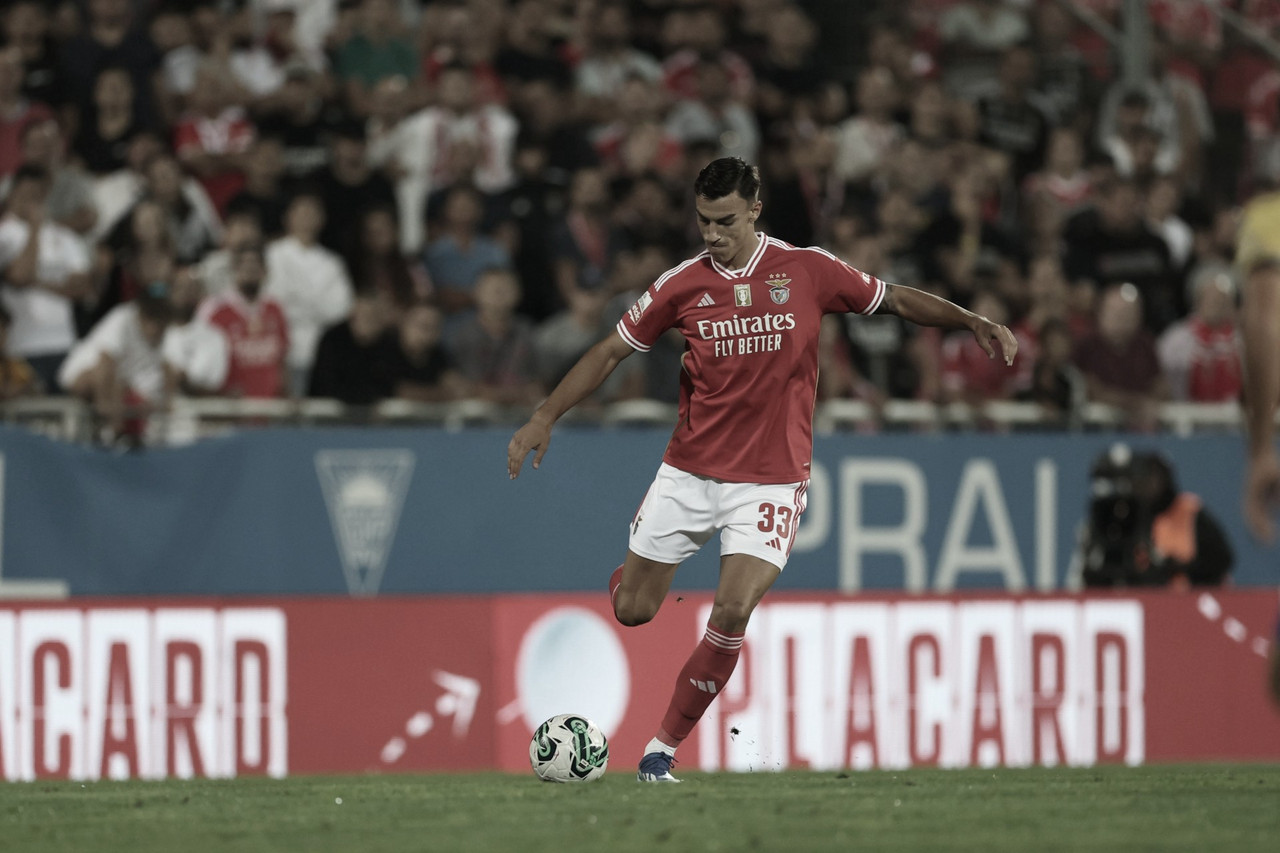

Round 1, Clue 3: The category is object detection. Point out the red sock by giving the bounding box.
[609,565,624,618]
[658,624,744,745]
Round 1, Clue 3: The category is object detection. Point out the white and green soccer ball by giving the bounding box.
[529,714,609,782]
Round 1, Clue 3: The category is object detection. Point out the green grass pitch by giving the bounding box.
[5,765,1279,852]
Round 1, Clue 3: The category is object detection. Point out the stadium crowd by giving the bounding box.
[0,0,1278,438]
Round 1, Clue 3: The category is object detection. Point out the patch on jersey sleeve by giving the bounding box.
[628,291,653,324]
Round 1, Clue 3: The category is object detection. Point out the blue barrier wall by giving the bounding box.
[0,425,1275,595]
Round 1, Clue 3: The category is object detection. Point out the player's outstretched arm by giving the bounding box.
[876,283,1018,366]
[507,331,636,479]
[1242,264,1280,542]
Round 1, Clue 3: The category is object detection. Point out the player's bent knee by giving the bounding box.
[613,597,659,627]
[710,599,755,632]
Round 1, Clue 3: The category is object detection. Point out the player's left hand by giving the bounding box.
[1243,447,1280,543]
[508,418,552,480]
[971,317,1018,366]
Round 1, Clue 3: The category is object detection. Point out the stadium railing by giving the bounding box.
[2,396,1271,445]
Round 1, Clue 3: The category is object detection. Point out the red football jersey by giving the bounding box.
[617,235,885,483]
[199,291,290,399]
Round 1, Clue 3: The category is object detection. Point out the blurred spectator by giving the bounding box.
[1,117,96,235]
[489,136,569,323]
[250,0,338,65]
[256,62,330,178]
[834,67,904,186]
[59,0,160,129]
[0,45,53,180]
[660,4,754,104]
[416,63,518,195]
[614,172,685,259]
[494,0,572,95]
[446,266,541,406]
[152,3,206,118]
[1078,445,1233,588]
[921,165,1022,301]
[974,45,1051,183]
[136,153,222,263]
[3,0,67,113]
[591,75,682,180]
[307,288,394,404]
[553,166,628,303]
[59,281,174,435]
[265,191,355,394]
[817,313,883,407]
[423,185,510,315]
[225,134,289,238]
[1029,0,1095,126]
[417,1,505,105]
[162,265,228,396]
[938,0,1029,97]
[1145,174,1194,271]
[870,186,931,288]
[0,164,90,390]
[198,242,289,399]
[197,208,262,298]
[940,288,1021,405]
[0,303,40,398]
[1016,316,1084,421]
[228,3,325,111]
[1095,37,1214,184]
[1063,176,1182,334]
[365,75,431,252]
[1101,90,1177,179]
[173,60,256,214]
[95,198,175,331]
[1157,267,1242,403]
[336,0,418,118]
[1025,253,1089,339]
[1073,283,1168,430]
[384,300,464,402]
[349,204,429,314]
[665,59,759,163]
[72,65,148,176]
[311,121,396,269]
[750,3,827,126]
[906,79,953,151]
[1022,125,1093,229]
[574,0,662,123]
[535,287,609,388]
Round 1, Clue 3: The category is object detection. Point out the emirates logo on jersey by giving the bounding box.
[767,273,791,305]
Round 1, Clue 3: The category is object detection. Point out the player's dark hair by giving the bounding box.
[694,157,760,202]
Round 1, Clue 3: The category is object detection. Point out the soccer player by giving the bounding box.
[1237,189,1280,704]
[507,157,1018,781]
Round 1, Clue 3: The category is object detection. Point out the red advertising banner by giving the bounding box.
[1,591,1276,781]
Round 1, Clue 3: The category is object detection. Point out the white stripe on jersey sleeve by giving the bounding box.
[767,237,887,315]
[616,320,651,352]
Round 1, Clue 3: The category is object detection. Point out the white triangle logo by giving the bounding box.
[316,449,415,595]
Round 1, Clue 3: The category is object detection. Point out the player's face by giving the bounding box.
[695,192,761,268]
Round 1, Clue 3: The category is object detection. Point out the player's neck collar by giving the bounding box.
[709,232,767,280]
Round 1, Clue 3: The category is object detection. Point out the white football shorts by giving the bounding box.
[627,462,810,571]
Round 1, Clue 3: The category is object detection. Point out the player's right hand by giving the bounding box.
[1243,448,1280,543]
[507,419,552,480]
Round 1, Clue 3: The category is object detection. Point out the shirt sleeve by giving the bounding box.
[813,250,886,316]
[0,220,29,270]
[615,278,680,352]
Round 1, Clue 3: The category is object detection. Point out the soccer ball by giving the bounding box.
[528,713,609,782]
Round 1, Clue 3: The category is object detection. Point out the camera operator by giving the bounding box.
[1079,444,1234,589]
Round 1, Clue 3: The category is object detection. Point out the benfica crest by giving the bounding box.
[768,273,791,304]
[316,449,416,596]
